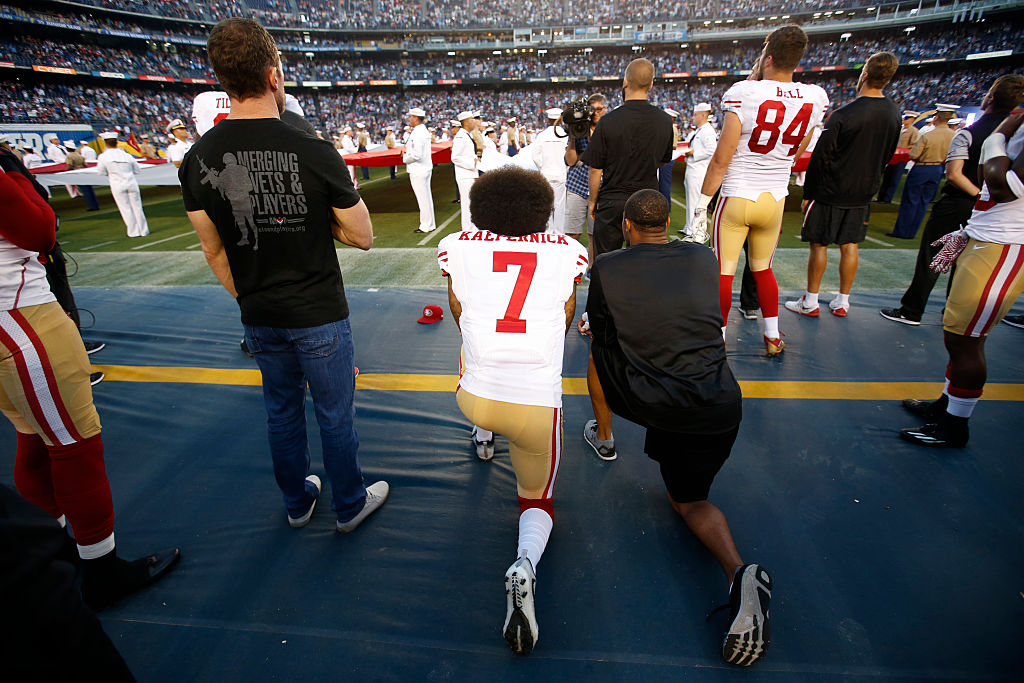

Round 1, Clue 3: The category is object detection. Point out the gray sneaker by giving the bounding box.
[336,481,389,533]
[287,475,321,528]
[583,419,616,461]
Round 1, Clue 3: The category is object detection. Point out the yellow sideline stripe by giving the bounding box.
[91,365,1024,401]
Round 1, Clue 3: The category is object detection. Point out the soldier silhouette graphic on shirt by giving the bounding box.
[199,152,259,250]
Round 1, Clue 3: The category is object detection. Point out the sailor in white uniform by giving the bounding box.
[96,131,149,237]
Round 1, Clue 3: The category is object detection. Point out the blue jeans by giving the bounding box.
[243,318,367,522]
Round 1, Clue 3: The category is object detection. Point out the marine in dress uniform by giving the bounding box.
[356,123,370,181]
[876,111,921,203]
[888,104,959,240]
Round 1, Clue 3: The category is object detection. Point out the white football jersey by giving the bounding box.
[721,79,829,201]
[965,127,1024,245]
[192,91,231,137]
[438,230,588,408]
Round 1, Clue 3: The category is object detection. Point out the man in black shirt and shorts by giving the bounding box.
[581,58,675,257]
[180,18,388,533]
[581,189,771,667]
[785,52,901,318]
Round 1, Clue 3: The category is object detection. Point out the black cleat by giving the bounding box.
[89,371,104,386]
[901,396,946,421]
[1003,314,1024,329]
[82,548,181,611]
[899,419,968,448]
[84,341,105,355]
[721,564,772,666]
[880,308,920,326]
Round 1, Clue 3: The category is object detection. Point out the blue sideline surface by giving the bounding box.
[1,286,1022,681]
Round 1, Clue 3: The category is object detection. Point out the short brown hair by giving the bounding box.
[624,189,669,232]
[470,167,553,236]
[764,25,808,72]
[207,18,279,101]
[864,52,898,89]
[988,74,1024,111]
[625,58,655,90]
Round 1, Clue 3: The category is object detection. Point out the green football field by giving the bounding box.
[47,164,939,293]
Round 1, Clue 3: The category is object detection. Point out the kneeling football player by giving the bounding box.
[437,167,587,654]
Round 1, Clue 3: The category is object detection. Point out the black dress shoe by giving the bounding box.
[82,548,181,611]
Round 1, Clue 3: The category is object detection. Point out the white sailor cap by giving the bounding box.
[902,110,919,119]
[284,93,304,117]
[457,110,476,122]
[949,118,964,126]
[663,107,679,118]
[544,107,562,119]
[165,118,187,132]
[45,133,59,142]
[507,117,517,123]
[449,119,461,127]
[356,122,365,128]
[62,139,75,147]
[342,126,353,133]
[192,91,230,136]
[935,103,960,112]
[386,125,394,130]
[694,102,712,113]
[99,131,119,140]
[407,107,426,117]
[485,127,495,134]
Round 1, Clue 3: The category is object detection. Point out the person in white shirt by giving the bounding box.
[43,133,80,199]
[338,126,359,190]
[533,108,570,234]
[437,166,587,655]
[79,142,97,163]
[681,103,717,236]
[96,132,149,237]
[403,107,435,233]
[165,119,193,169]
[692,26,829,355]
[451,110,481,231]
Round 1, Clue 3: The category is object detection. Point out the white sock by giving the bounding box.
[721,326,727,339]
[804,291,819,308]
[78,532,115,560]
[946,395,978,418]
[764,316,780,339]
[474,426,492,442]
[57,514,66,528]
[835,292,850,307]
[517,507,553,570]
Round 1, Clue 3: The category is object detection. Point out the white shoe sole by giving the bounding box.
[583,420,616,461]
[722,564,772,666]
[784,300,819,317]
[503,559,538,654]
[287,475,321,528]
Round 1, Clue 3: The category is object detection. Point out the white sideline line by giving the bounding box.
[416,209,462,246]
[80,240,116,251]
[864,235,895,247]
[671,197,687,209]
[185,242,203,250]
[131,231,194,250]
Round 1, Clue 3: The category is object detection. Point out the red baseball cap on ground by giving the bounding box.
[417,304,444,324]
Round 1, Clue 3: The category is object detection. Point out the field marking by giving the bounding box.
[79,240,117,251]
[671,197,687,210]
[63,194,185,221]
[185,242,203,250]
[89,365,1024,401]
[131,231,195,250]
[865,235,895,247]
[416,209,462,246]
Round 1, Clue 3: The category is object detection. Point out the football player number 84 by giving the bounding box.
[748,100,814,156]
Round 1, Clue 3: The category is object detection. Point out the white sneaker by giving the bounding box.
[784,295,819,317]
[503,557,539,654]
[828,298,849,317]
[721,564,772,666]
[287,475,321,528]
[336,481,389,533]
[471,425,495,461]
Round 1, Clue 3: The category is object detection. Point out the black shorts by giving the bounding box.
[644,425,739,503]
[801,201,868,245]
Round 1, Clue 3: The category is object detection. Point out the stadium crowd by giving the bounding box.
[35,0,960,29]
[0,67,1007,144]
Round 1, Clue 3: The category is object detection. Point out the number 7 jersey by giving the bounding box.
[721,79,829,201]
[438,230,588,408]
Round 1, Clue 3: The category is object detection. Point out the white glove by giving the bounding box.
[682,193,713,244]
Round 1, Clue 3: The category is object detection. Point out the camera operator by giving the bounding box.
[564,93,607,263]
[581,59,675,256]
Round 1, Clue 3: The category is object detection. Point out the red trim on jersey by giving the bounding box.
[518,495,554,516]
[578,254,588,264]
[964,245,1012,336]
[437,251,447,257]
[10,310,84,443]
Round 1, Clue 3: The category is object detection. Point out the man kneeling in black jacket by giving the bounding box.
[580,189,772,667]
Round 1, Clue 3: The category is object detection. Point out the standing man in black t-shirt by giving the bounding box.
[180,18,388,533]
[581,58,675,256]
[881,74,1024,325]
[784,52,901,319]
[580,189,771,667]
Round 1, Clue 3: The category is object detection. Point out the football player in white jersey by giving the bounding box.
[437,167,587,654]
[900,113,1024,447]
[690,25,829,355]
